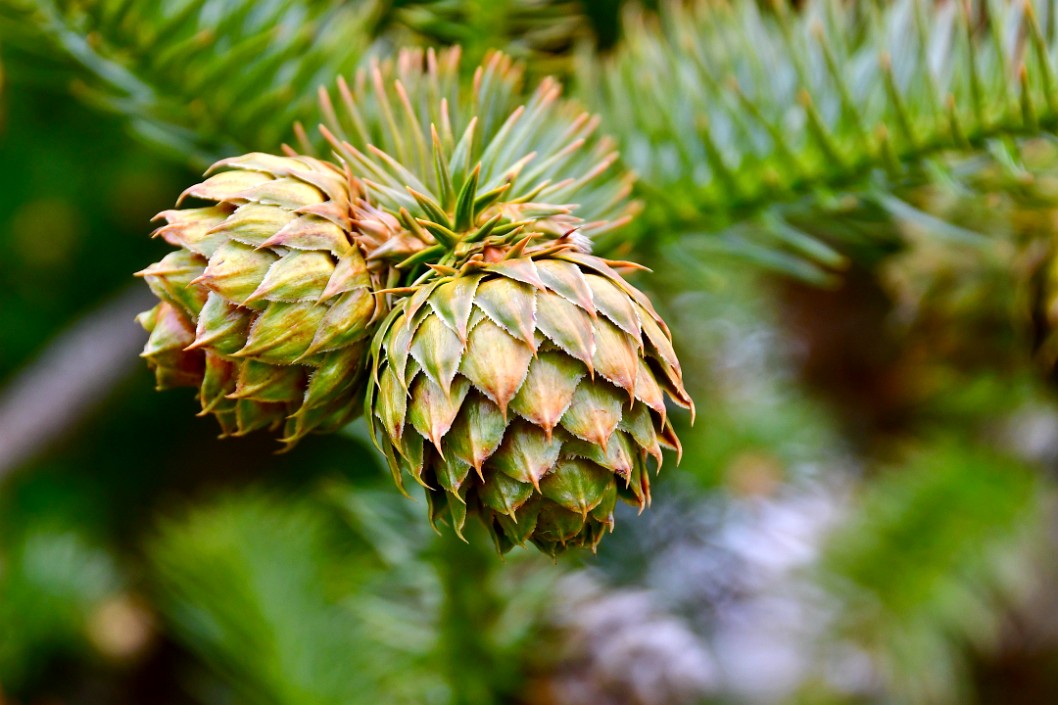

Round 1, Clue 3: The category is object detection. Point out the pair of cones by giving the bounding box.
[137,49,692,554]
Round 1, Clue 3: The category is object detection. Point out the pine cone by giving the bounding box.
[137,153,407,446]
[367,242,692,554]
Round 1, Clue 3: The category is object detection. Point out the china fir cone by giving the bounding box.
[137,153,417,446]
[368,233,692,554]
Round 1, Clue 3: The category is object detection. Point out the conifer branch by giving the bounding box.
[584,0,1058,278]
[0,0,373,166]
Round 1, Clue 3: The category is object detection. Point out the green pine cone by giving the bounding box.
[137,153,398,446]
[367,246,692,555]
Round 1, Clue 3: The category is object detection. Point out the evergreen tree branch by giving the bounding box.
[584,0,1058,279]
[0,0,374,167]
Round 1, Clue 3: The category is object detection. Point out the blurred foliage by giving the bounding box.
[367,0,596,74]
[147,487,561,705]
[148,491,429,705]
[0,0,372,167]
[5,1,1058,705]
[0,85,185,375]
[820,440,1050,704]
[0,522,123,695]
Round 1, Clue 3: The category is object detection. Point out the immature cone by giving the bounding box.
[137,153,407,445]
[367,242,692,554]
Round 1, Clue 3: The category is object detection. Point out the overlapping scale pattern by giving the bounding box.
[137,153,389,445]
[367,251,692,554]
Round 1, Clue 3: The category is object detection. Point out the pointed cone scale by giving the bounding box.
[212,203,295,248]
[619,402,664,468]
[236,177,324,210]
[286,165,349,203]
[487,258,546,290]
[559,380,624,447]
[231,359,306,403]
[479,471,534,519]
[191,293,251,355]
[509,351,584,437]
[555,251,627,289]
[534,291,596,372]
[152,206,230,257]
[383,314,414,389]
[428,274,483,342]
[376,363,408,445]
[199,351,237,414]
[199,241,277,305]
[646,356,693,413]
[473,277,538,349]
[396,431,427,486]
[459,319,533,416]
[259,214,351,255]
[233,398,286,436]
[444,392,506,473]
[591,317,639,402]
[446,483,471,538]
[135,305,159,332]
[209,152,310,176]
[406,279,441,322]
[585,273,641,341]
[639,306,681,374]
[487,420,563,489]
[320,252,370,301]
[141,303,204,390]
[436,456,473,499]
[621,458,651,510]
[493,500,542,547]
[179,170,272,205]
[304,287,375,356]
[286,396,360,440]
[295,199,349,228]
[140,252,209,320]
[237,302,326,363]
[562,433,636,480]
[589,482,618,525]
[248,250,334,303]
[533,502,587,549]
[540,459,614,518]
[303,346,363,409]
[142,303,196,357]
[659,417,683,464]
[211,407,238,437]
[424,483,449,532]
[382,439,410,496]
[149,355,204,390]
[409,313,465,395]
[633,358,667,416]
[536,259,596,317]
[408,375,471,454]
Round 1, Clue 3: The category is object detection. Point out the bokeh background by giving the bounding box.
[4,1,1058,703]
